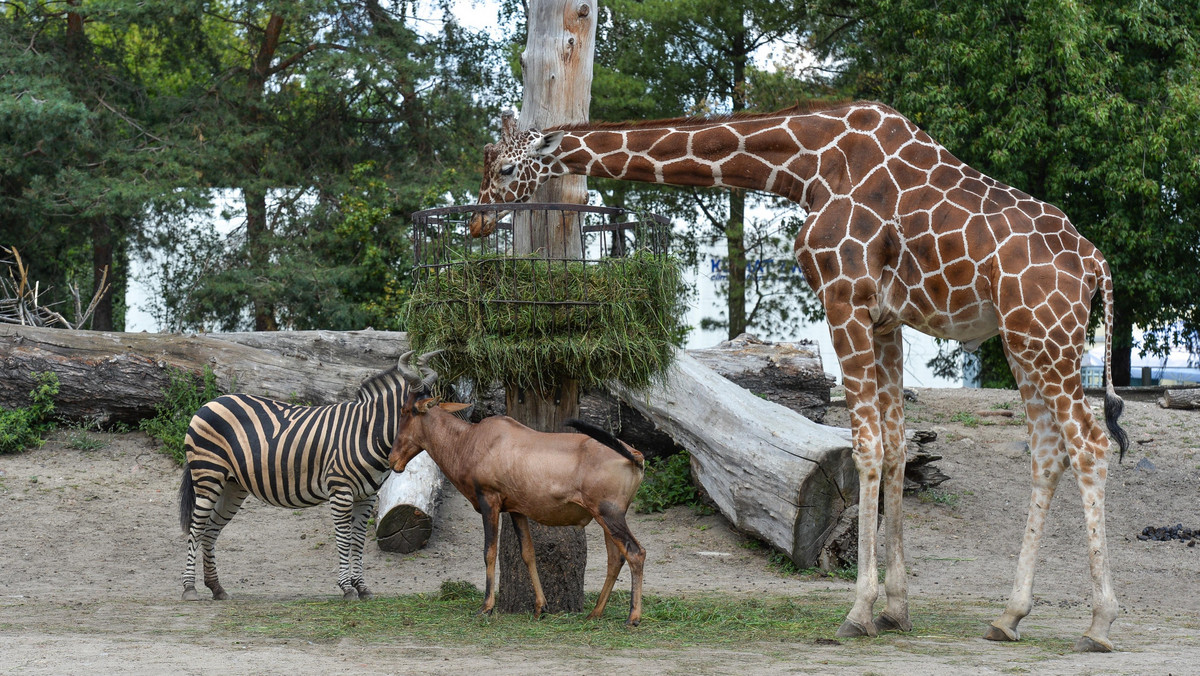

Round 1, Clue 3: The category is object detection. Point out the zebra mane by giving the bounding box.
[356,367,405,402]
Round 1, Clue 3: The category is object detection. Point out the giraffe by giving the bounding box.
[467,102,1131,652]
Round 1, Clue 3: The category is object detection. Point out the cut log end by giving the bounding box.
[375,505,433,554]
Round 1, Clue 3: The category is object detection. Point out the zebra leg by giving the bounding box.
[198,481,249,600]
[349,497,376,600]
[330,489,362,600]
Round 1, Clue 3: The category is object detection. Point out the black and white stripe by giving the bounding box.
[179,353,440,601]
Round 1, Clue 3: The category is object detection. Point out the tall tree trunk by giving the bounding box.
[242,14,284,332]
[497,0,596,616]
[1111,298,1133,387]
[725,16,748,339]
[90,218,114,331]
[726,188,747,338]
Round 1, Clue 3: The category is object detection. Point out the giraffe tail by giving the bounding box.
[1100,257,1130,463]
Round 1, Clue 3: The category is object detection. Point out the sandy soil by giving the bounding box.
[1,387,1197,674]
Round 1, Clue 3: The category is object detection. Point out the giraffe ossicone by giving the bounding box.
[471,100,1130,651]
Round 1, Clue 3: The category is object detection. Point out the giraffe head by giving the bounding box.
[467,111,565,237]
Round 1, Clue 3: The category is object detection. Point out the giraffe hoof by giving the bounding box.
[836,618,878,638]
[1074,635,1113,653]
[874,612,912,633]
[984,623,1019,642]
[182,587,200,602]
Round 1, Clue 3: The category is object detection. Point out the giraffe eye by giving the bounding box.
[499,164,515,177]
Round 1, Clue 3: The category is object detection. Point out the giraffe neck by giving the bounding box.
[549,108,857,210]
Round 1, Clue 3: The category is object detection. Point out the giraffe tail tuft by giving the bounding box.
[1104,392,1130,463]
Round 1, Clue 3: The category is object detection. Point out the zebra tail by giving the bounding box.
[564,419,644,469]
[179,461,195,535]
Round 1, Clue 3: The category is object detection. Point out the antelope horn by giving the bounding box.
[416,349,444,388]
[397,350,425,386]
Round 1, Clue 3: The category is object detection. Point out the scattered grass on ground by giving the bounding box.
[214,582,1050,652]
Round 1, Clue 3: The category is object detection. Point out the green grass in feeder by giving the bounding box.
[406,251,686,391]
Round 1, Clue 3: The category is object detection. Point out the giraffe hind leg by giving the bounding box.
[986,385,1067,642]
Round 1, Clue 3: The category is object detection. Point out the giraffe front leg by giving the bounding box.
[830,318,886,639]
[329,490,360,600]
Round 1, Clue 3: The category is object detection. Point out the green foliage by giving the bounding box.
[140,366,222,464]
[406,251,686,392]
[916,488,961,509]
[815,0,1200,375]
[949,411,981,427]
[634,450,706,514]
[0,372,60,454]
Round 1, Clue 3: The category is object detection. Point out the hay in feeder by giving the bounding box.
[406,250,686,392]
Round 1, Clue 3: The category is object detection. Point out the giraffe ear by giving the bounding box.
[531,131,564,157]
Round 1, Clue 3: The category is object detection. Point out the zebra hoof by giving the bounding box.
[182,586,200,602]
[356,588,374,601]
[342,588,360,601]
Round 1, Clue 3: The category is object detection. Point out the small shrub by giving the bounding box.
[633,450,704,514]
[0,372,60,454]
[917,487,960,509]
[65,423,108,451]
[141,366,223,464]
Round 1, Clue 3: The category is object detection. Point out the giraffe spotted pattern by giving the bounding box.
[470,100,1129,651]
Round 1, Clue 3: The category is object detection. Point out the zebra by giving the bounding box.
[179,350,443,601]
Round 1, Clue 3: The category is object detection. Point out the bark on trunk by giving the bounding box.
[611,351,857,568]
[495,0,598,616]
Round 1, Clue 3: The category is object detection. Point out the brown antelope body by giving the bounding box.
[389,393,646,625]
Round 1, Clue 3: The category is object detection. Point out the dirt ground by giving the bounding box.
[1,387,1198,674]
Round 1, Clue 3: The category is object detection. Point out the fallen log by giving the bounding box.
[690,333,836,423]
[0,324,410,423]
[612,351,857,568]
[1160,387,1200,410]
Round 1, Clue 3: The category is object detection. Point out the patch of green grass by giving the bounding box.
[215,588,1012,650]
[0,371,59,454]
[633,450,710,515]
[64,424,109,452]
[950,411,980,427]
[917,488,961,509]
[140,366,223,464]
